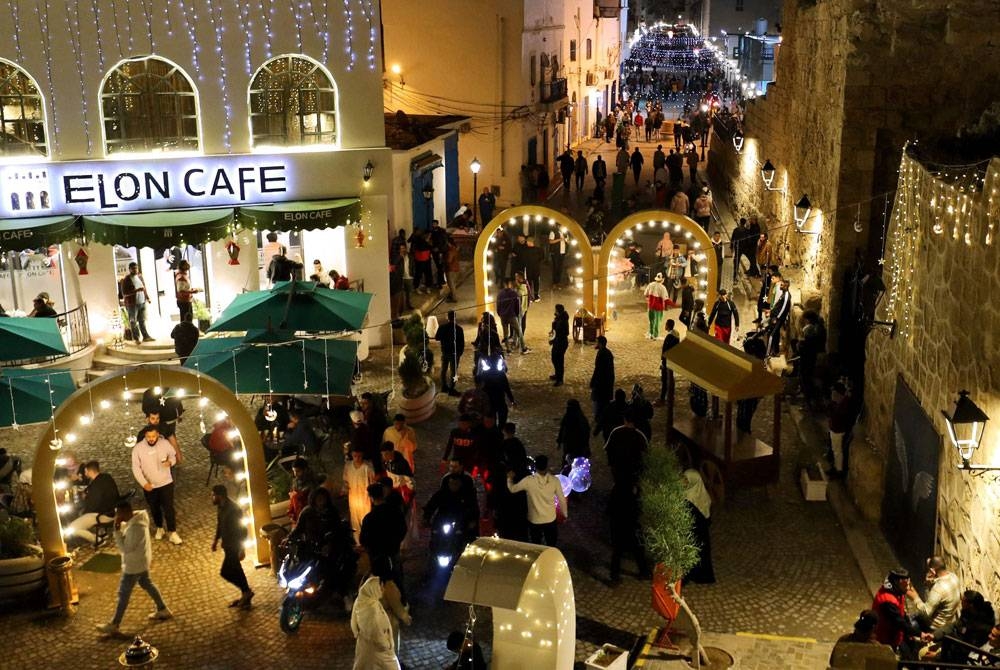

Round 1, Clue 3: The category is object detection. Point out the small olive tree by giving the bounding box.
[640,447,709,669]
[398,312,434,398]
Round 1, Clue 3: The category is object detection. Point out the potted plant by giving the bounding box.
[0,512,46,601]
[397,312,436,423]
[192,299,212,333]
[640,448,710,669]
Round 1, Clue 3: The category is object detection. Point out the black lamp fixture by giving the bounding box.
[860,273,898,339]
[470,158,481,225]
[761,159,778,190]
[794,194,813,228]
[362,161,374,183]
[942,391,992,471]
[421,184,434,201]
[733,130,744,154]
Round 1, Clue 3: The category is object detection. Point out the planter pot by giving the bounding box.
[0,550,46,601]
[398,380,437,424]
[800,462,828,501]
[586,644,629,670]
[197,318,212,334]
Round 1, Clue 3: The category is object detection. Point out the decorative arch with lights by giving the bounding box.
[597,210,719,318]
[474,206,595,314]
[31,365,271,570]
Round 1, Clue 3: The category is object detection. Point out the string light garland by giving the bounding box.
[139,0,154,50]
[289,0,303,52]
[89,0,106,71]
[34,0,60,155]
[175,0,204,82]
[360,0,377,70]
[8,0,25,67]
[205,0,234,151]
[109,0,124,57]
[64,0,93,155]
[121,0,136,54]
[161,0,174,39]
[342,0,355,71]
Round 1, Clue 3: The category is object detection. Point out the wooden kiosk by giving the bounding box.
[663,330,785,490]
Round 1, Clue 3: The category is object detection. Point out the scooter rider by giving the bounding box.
[423,472,480,564]
[287,487,356,596]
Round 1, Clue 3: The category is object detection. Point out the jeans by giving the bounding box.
[220,548,250,593]
[177,301,193,323]
[551,254,565,285]
[528,521,558,547]
[501,316,524,352]
[68,512,112,544]
[440,353,460,392]
[126,302,150,340]
[113,571,167,625]
[144,482,177,532]
[550,342,567,383]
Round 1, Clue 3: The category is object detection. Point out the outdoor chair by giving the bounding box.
[201,433,233,485]
[93,489,135,548]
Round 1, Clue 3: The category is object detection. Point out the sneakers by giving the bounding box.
[142,336,155,342]
[95,622,120,635]
[154,527,165,541]
[168,532,183,545]
[521,348,531,354]
[148,607,173,620]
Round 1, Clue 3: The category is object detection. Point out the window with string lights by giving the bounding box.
[0,59,47,157]
[249,55,339,150]
[100,56,200,155]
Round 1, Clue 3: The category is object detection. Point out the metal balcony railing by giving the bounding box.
[540,77,568,103]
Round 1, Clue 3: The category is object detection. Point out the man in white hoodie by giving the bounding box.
[96,501,173,634]
[506,454,567,547]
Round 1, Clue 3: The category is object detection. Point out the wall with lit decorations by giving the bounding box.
[863,151,1000,594]
[0,0,387,158]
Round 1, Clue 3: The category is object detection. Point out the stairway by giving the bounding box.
[87,339,181,382]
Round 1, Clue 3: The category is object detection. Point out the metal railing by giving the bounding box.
[541,77,568,103]
[3,302,92,367]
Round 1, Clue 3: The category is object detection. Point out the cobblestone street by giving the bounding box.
[1,141,873,669]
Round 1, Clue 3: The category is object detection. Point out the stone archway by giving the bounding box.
[475,206,596,314]
[31,366,271,574]
[597,210,720,318]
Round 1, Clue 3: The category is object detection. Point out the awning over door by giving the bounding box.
[0,215,80,250]
[82,209,235,247]
[235,198,361,232]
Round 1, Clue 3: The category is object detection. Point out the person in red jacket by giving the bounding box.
[872,568,921,656]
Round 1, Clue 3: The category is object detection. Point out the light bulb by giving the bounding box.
[153,386,162,396]
[100,400,111,410]
[199,397,209,407]
[175,388,186,398]
[80,415,91,425]
[216,411,228,422]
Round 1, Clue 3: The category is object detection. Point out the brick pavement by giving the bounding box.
[0,148,873,670]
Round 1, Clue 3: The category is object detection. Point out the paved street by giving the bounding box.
[0,143,873,669]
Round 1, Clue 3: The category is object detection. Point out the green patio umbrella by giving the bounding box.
[208,281,373,333]
[184,335,359,396]
[0,318,69,362]
[0,369,76,428]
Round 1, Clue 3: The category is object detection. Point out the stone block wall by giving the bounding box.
[863,153,1000,596]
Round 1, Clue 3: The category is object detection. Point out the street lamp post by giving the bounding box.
[470,157,481,226]
[421,184,434,230]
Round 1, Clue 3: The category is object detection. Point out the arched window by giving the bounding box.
[101,56,199,155]
[0,59,47,157]
[249,55,338,150]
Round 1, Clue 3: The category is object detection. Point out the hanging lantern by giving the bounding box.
[761,159,776,190]
[942,391,989,465]
[225,240,241,265]
[794,194,813,228]
[74,247,90,275]
[732,131,744,154]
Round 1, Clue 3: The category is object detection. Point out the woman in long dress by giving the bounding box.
[343,446,375,542]
[351,575,401,670]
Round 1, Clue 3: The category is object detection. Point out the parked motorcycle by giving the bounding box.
[277,530,357,633]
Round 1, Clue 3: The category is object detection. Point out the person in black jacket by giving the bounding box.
[435,310,465,397]
[267,246,303,283]
[557,399,590,467]
[708,290,740,345]
[549,304,570,386]
[590,336,615,421]
[211,484,252,608]
[360,483,408,593]
[67,461,120,544]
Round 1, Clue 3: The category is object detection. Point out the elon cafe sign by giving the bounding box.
[0,154,295,218]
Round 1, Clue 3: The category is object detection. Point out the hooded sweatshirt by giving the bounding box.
[115,510,153,575]
[350,576,399,669]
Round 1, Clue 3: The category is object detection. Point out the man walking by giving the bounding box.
[497,278,526,354]
[131,426,182,545]
[211,485,253,609]
[767,278,792,356]
[707,289,740,345]
[478,187,496,226]
[630,147,645,186]
[574,151,588,191]
[120,262,153,343]
[435,310,465,397]
[506,454,566,547]
[548,226,567,287]
[96,501,173,634]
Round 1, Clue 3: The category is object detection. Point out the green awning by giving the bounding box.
[0,215,79,251]
[82,209,235,247]
[236,198,361,232]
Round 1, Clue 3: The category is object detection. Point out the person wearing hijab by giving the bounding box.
[557,399,591,467]
[682,468,715,584]
[351,574,401,669]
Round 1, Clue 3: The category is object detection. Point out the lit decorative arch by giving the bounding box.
[32,366,271,576]
[597,210,719,318]
[100,55,201,156]
[0,57,49,158]
[249,54,340,152]
[475,206,595,314]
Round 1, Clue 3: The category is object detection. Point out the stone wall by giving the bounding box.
[711,0,1000,346]
[863,152,1000,596]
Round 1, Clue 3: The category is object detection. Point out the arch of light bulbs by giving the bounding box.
[597,210,720,318]
[474,205,597,315]
[32,365,271,569]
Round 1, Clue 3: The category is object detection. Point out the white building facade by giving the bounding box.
[0,0,392,344]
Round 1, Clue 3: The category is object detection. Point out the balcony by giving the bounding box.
[540,77,568,104]
[594,0,622,19]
